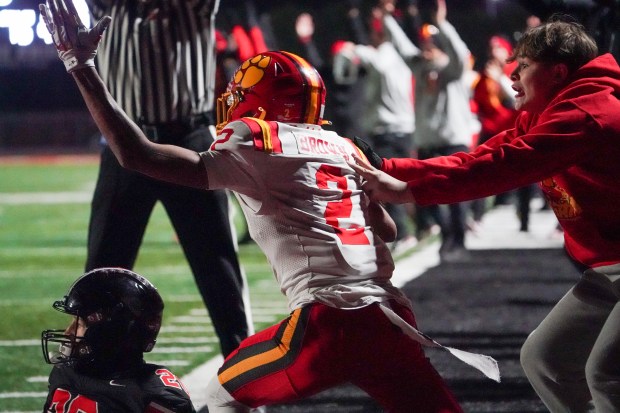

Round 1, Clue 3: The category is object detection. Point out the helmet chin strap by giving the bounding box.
[256,107,267,120]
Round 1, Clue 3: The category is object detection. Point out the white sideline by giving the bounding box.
[182,355,223,409]
[0,192,91,204]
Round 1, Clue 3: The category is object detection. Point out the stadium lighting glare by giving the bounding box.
[37,15,52,44]
[73,0,90,26]
[0,9,35,46]
[0,0,89,47]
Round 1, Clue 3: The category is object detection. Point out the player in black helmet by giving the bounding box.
[41,267,195,413]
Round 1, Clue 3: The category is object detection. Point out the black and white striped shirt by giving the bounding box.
[87,0,219,125]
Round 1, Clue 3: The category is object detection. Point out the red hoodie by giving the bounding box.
[382,53,620,268]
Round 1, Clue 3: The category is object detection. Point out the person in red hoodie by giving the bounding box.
[351,15,620,413]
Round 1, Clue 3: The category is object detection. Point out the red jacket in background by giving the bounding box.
[472,72,518,141]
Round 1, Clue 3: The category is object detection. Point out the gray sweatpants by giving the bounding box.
[521,264,620,413]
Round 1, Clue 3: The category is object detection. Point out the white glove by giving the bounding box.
[39,0,111,73]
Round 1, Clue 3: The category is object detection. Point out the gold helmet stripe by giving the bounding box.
[280,51,322,124]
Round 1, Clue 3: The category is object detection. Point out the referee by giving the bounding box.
[84,0,252,358]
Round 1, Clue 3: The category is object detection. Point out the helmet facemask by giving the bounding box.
[216,87,267,134]
[41,317,90,366]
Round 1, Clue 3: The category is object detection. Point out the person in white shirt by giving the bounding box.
[382,0,475,262]
[338,7,417,252]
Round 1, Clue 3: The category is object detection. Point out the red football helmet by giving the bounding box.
[216,51,327,133]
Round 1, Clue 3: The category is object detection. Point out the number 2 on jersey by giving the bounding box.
[315,164,370,245]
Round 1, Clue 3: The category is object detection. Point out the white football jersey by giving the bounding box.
[201,118,408,310]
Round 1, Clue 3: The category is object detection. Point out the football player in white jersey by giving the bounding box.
[39,1,494,411]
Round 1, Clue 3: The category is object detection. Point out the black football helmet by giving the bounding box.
[41,268,164,375]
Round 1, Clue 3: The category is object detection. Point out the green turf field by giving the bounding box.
[0,159,287,412]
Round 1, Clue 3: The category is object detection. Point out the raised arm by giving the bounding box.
[40,0,208,189]
[429,0,470,81]
[383,12,421,62]
[72,69,208,188]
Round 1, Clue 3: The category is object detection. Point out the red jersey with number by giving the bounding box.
[382,53,620,268]
[202,118,407,311]
[44,363,195,412]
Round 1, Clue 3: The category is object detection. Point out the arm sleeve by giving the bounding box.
[383,14,421,62]
[352,44,379,67]
[384,104,600,205]
[200,120,266,200]
[434,21,470,82]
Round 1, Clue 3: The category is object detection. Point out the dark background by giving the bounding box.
[0,0,617,151]
[2,0,618,110]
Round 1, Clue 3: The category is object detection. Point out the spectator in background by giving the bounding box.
[216,0,274,98]
[84,0,252,358]
[473,35,517,146]
[378,0,423,46]
[221,0,270,64]
[39,0,504,405]
[295,1,369,139]
[470,35,522,225]
[339,6,418,254]
[352,15,620,413]
[382,0,475,262]
[215,1,274,246]
[41,268,195,412]
[295,12,325,72]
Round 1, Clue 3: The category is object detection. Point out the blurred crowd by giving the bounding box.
[212,0,615,261]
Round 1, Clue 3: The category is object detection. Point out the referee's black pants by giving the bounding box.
[85,125,250,357]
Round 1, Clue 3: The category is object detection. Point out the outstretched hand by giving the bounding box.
[351,136,383,169]
[40,0,111,72]
[349,154,414,204]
